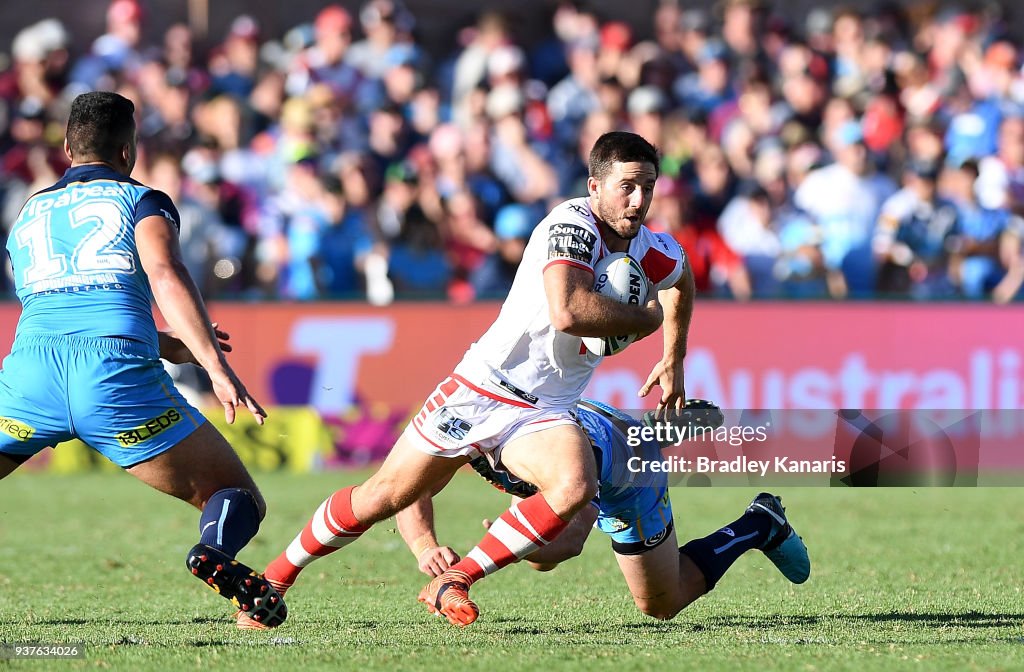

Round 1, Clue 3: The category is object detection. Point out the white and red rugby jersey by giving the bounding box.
[453,197,687,407]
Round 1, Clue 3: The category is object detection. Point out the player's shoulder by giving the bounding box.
[540,198,602,268]
[541,197,598,232]
[638,227,683,258]
[633,227,685,289]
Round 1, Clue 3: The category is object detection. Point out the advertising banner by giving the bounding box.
[0,302,1020,470]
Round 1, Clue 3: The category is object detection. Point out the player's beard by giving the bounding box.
[596,200,642,241]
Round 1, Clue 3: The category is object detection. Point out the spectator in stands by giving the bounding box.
[71,0,142,88]
[944,159,1024,301]
[547,34,602,148]
[347,0,414,82]
[674,39,733,116]
[304,5,361,101]
[977,115,1024,214]
[471,203,536,298]
[795,120,895,297]
[4,0,1024,304]
[209,15,261,99]
[873,158,958,298]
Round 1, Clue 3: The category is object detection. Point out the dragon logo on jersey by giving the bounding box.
[116,408,182,446]
[548,224,597,263]
[434,407,473,442]
[0,417,35,441]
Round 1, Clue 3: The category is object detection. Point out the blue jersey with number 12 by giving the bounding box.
[7,165,180,352]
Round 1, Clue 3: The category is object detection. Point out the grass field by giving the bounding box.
[0,471,1021,671]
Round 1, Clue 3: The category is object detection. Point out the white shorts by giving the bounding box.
[403,374,579,459]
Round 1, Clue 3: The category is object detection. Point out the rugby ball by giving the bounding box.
[581,253,650,357]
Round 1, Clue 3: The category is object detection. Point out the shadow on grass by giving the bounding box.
[703,611,1024,629]
[36,615,228,627]
[851,611,1024,628]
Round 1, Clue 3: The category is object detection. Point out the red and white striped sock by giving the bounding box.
[449,493,568,584]
[264,486,369,588]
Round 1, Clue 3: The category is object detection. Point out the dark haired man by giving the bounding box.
[397,399,810,621]
[0,92,285,627]
[247,131,696,628]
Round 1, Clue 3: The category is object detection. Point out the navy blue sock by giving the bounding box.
[199,488,261,557]
[679,511,773,591]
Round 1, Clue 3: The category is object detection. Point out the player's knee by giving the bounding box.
[197,487,266,521]
[637,600,683,621]
[247,488,267,521]
[527,561,561,572]
[549,477,598,515]
[352,478,415,523]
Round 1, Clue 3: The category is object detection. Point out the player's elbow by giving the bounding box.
[549,304,581,334]
[146,259,192,294]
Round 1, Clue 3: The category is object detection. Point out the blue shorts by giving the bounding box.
[0,335,206,468]
[596,482,674,554]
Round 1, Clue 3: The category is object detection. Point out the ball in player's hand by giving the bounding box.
[582,252,650,357]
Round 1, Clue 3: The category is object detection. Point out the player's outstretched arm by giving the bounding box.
[396,493,461,577]
[158,323,232,364]
[544,263,662,337]
[639,262,695,413]
[136,214,266,425]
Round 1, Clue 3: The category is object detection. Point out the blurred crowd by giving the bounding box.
[2,0,1024,302]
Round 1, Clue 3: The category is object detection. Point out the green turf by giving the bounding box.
[0,471,1021,671]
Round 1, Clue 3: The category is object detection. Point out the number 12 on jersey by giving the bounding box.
[16,200,136,285]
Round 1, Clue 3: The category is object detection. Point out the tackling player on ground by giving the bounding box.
[398,399,811,620]
[248,131,696,628]
[0,92,285,626]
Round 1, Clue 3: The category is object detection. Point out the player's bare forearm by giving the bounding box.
[397,493,441,557]
[639,264,694,409]
[136,215,226,373]
[545,264,662,337]
[158,324,232,366]
[660,263,695,365]
[396,492,461,576]
[148,261,225,372]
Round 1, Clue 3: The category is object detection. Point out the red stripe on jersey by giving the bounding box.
[425,399,437,413]
[543,259,594,274]
[640,247,677,286]
[526,417,566,426]
[432,393,445,407]
[451,374,534,408]
[439,378,459,396]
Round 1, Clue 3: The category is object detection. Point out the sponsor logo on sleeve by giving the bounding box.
[548,223,597,263]
[116,408,183,446]
[0,417,35,441]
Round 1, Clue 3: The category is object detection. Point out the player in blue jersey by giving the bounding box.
[395,399,810,621]
[0,91,286,627]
